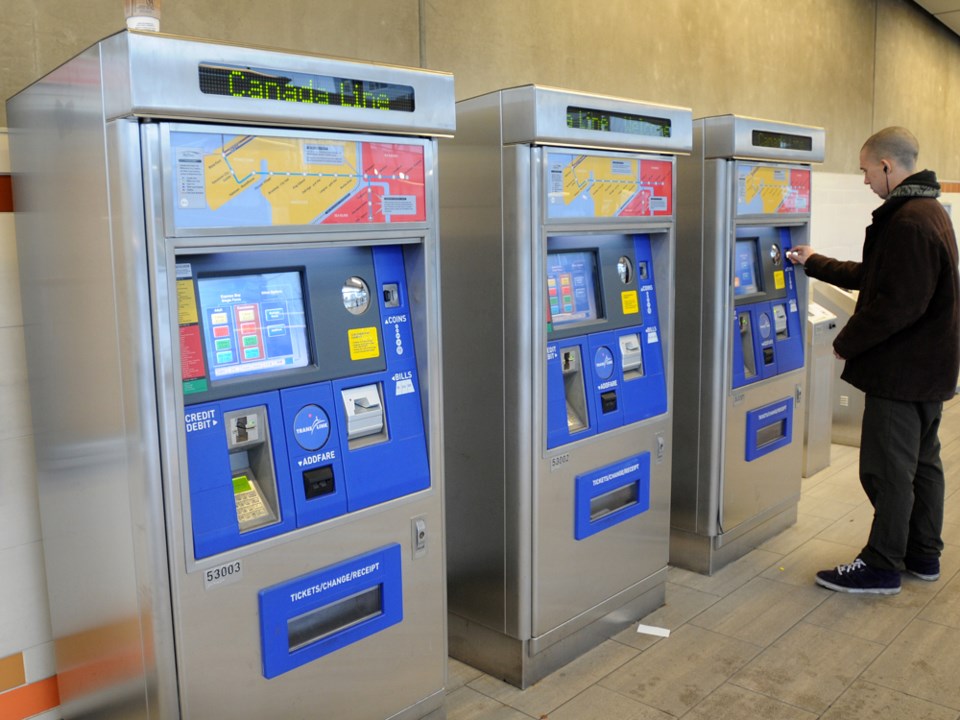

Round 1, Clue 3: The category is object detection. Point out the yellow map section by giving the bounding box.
[742,166,792,213]
[562,156,639,217]
[204,137,360,225]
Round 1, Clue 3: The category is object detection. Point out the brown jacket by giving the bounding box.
[804,170,960,402]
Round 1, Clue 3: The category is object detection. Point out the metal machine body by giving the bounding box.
[8,31,453,719]
[803,302,839,477]
[812,281,864,447]
[439,85,691,687]
[673,115,825,574]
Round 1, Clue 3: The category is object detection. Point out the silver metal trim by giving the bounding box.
[75,30,455,135]
[488,85,692,154]
[701,114,825,163]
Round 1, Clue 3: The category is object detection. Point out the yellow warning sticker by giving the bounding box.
[621,290,640,315]
[177,279,199,325]
[773,270,785,290]
[348,327,380,360]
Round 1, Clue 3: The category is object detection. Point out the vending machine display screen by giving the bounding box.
[197,270,310,382]
[734,239,762,297]
[547,250,602,328]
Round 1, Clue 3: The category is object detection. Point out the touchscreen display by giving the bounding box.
[197,271,309,382]
[734,239,762,297]
[546,250,602,327]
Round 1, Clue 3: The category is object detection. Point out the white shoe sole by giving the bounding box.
[815,576,901,595]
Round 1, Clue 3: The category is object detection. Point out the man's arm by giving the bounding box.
[788,245,863,290]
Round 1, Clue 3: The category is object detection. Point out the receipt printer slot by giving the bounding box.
[619,333,644,380]
[342,383,387,449]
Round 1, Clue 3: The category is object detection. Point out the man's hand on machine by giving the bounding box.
[787,245,815,266]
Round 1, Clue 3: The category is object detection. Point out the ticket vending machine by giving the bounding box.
[673,115,825,574]
[439,86,691,687]
[8,32,453,719]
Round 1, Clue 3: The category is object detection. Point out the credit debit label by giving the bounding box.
[348,327,380,360]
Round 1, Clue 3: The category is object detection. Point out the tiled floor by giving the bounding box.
[444,397,960,720]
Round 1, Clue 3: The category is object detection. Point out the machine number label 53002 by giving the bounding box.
[204,559,243,590]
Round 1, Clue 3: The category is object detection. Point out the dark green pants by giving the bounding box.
[858,395,945,572]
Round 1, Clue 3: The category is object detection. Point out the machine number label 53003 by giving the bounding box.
[204,559,243,590]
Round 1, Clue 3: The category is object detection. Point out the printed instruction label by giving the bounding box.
[348,327,381,360]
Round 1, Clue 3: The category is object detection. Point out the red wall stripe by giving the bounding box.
[0,175,12,212]
[0,676,60,719]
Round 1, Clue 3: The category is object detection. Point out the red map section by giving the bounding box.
[621,159,673,217]
[322,142,426,224]
[779,169,812,213]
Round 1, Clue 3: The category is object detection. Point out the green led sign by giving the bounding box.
[567,106,671,137]
[198,62,415,112]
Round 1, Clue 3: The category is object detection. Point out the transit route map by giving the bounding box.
[737,164,811,215]
[546,151,673,219]
[171,131,426,229]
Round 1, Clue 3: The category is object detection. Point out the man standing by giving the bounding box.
[789,126,959,595]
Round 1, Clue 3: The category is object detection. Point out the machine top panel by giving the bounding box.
[28,30,456,136]
[699,115,825,163]
[472,85,691,154]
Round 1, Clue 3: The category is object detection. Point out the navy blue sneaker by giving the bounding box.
[904,556,940,581]
[815,558,901,595]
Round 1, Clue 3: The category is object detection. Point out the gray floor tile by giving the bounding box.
[445,686,533,720]
[759,512,835,555]
[803,581,931,644]
[731,622,884,714]
[819,679,960,720]
[448,657,485,693]
[689,576,827,647]
[683,683,818,720]
[797,493,859,521]
[803,474,868,507]
[548,686,673,720]
[815,503,874,549]
[864,618,960,710]
[466,639,637,718]
[668,548,781,597]
[611,582,721,651]
[598,624,759,717]
[919,570,960,629]
[759,537,861,588]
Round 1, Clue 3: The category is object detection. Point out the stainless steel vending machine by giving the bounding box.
[439,86,691,687]
[8,31,453,720]
[673,115,824,574]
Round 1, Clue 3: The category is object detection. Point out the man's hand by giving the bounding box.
[787,245,816,266]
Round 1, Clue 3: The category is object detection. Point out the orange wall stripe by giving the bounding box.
[0,653,26,693]
[0,676,60,719]
[0,175,12,212]
[941,181,960,194]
